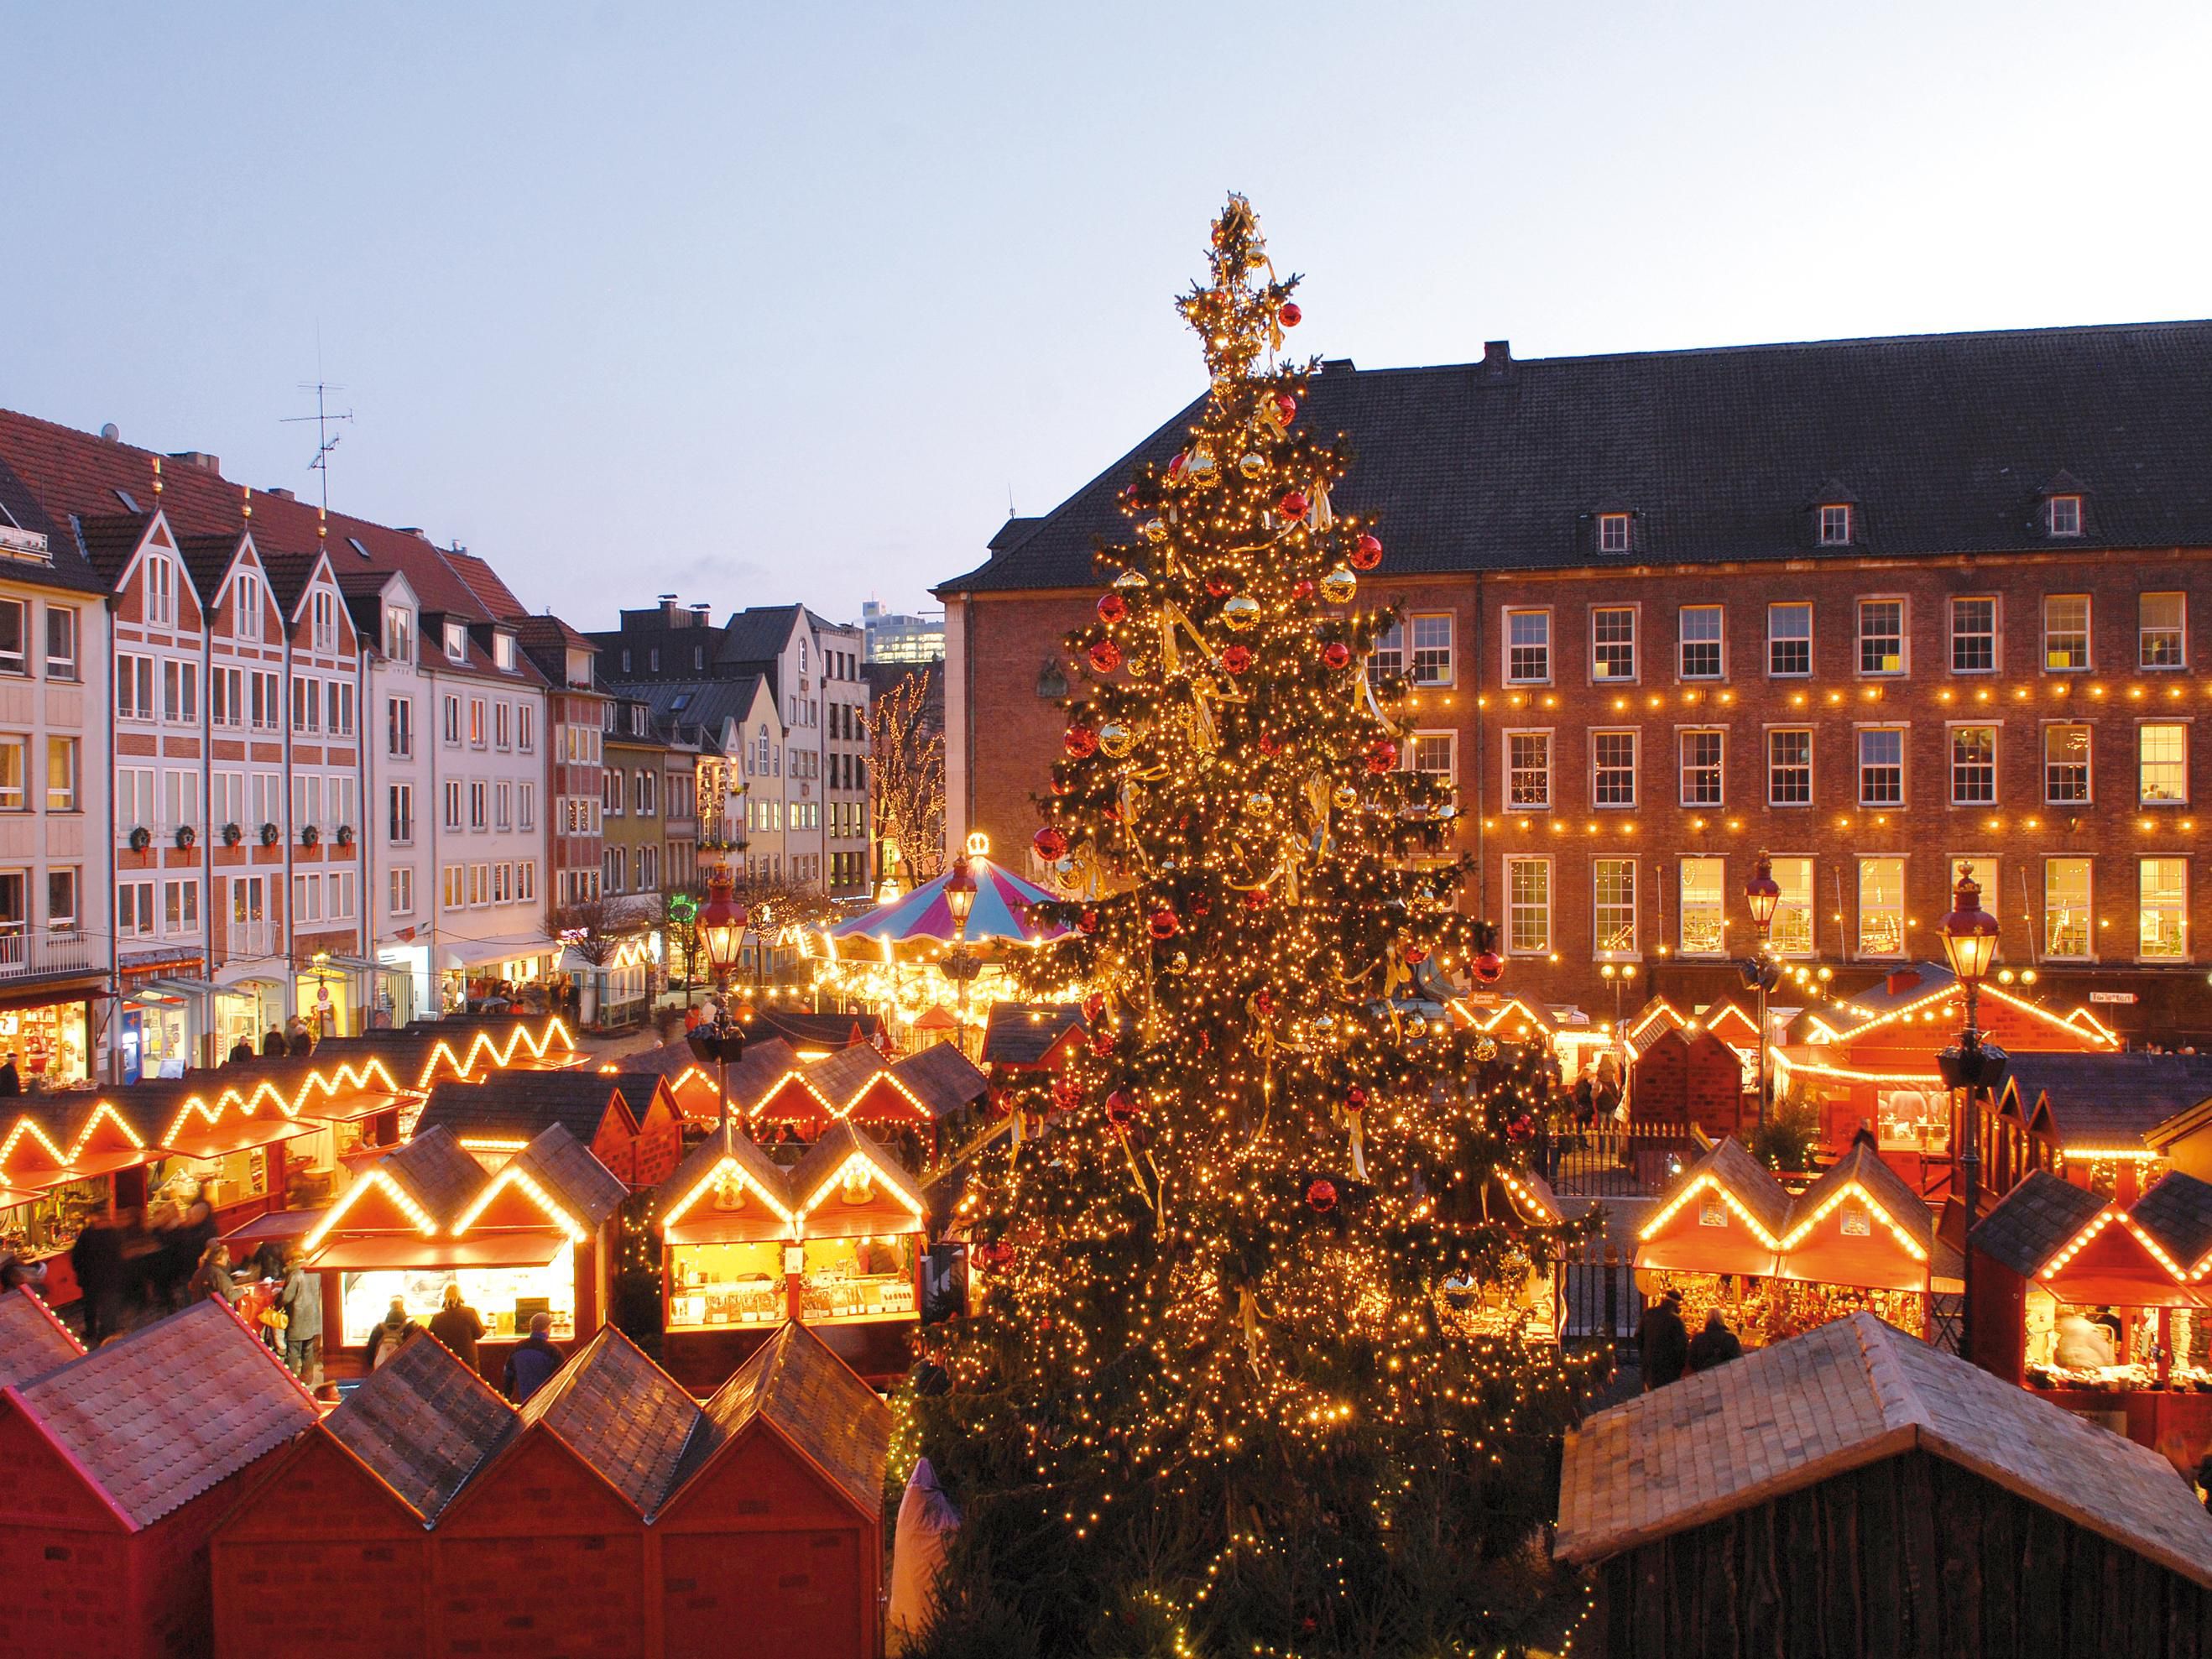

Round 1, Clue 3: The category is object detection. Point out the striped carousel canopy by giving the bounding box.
[827,856,1065,957]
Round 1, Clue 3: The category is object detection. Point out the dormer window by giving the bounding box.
[310,589,338,654]
[385,605,414,663]
[1597,513,1631,555]
[2048,493,2083,537]
[444,621,467,663]
[236,573,263,641]
[1818,503,1853,546]
[494,632,515,671]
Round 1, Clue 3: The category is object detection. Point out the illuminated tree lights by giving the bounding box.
[906,197,1595,1657]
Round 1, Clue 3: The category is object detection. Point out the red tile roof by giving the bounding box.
[520,1326,701,1516]
[0,1286,83,1387]
[676,1321,889,1521]
[439,548,527,619]
[324,1328,519,1523]
[12,1299,315,1531]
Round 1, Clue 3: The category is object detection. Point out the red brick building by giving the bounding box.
[938,323,2212,1041]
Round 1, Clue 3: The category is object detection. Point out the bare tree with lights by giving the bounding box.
[906,197,1595,1659]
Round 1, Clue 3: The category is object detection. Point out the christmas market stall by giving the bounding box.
[302,1123,625,1380]
[1968,1167,2212,1468]
[789,1119,928,1377]
[311,1012,586,1093]
[1437,1165,1569,1344]
[1991,1051,2212,1203]
[979,1002,1086,1078]
[1556,1312,2212,1657]
[625,1033,806,1126]
[0,1094,175,1304]
[413,1070,686,1189]
[0,1298,316,1659]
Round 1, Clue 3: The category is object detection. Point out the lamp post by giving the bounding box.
[1743,853,1782,1127]
[1938,863,2005,1363]
[688,862,749,1132]
[942,855,981,1051]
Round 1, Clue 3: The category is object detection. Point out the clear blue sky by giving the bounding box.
[6,2,2206,626]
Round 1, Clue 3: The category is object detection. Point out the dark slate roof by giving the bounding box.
[889,1041,989,1119]
[1656,1136,1792,1244]
[603,1072,676,1123]
[658,1119,793,1214]
[940,321,2212,595]
[324,1326,519,1524]
[2135,1173,2212,1276]
[377,1126,489,1220]
[751,1009,885,1050]
[175,530,248,603]
[674,1322,889,1521]
[0,451,119,595]
[1969,1170,2110,1278]
[2006,1054,2212,1152]
[13,1300,315,1530]
[520,1327,700,1517]
[611,677,767,754]
[509,1123,628,1228]
[73,511,156,587]
[719,604,805,665]
[980,1004,1084,1066]
[806,1042,889,1111]
[0,1286,82,1386]
[414,1074,633,1150]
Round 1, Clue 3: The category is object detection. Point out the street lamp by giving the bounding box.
[688,863,749,1131]
[1744,853,1782,1127]
[1938,863,2006,1362]
[1599,961,1637,1041]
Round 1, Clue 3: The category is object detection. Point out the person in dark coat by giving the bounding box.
[1687,1307,1745,1372]
[364,1298,422,1369]
[1636,1290,1690,1390]
[502,1312,563,1402]
[0,1053,20,1097]
[262,1026,289,1058]
[429,1283,488,1375]
[69,1213,123,1347]
[227,1035,256,1065]
[186,1241,243,1305]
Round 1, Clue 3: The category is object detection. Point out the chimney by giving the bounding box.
[395,527,430,541]
[168,451,222,474]
[1884,968,1920,997]
[1480,340,1516,383]
[1319,357,1356,375]
[264,488,295,501]
[691,603,712,623]
[655,593,685,626]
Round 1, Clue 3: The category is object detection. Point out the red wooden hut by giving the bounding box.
[1985,1052,2212,1203]
[211,1333,520,1657]
[0,1283,81,1384]
[312,1013,586,1093]
[979,1003,1085,1077]
[0,1094,175,1304]
[1627,1025,1750,1138]
[0,1299,316,1658]
[413,1070,685,1188]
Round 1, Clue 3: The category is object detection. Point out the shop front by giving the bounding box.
[0,1097,171,1303]
[213,978,284,1060]
[0,991,94,1088]
[434,936,558,1020]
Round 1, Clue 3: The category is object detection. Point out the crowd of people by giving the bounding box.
[224,1015,327,1066]
[1633,1288,1745,1390]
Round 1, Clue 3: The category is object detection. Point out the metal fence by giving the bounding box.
[1532,1121,1700,1199]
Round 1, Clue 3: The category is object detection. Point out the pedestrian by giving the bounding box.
[0,1051,20,1098]
[1687,1307,1745,1372]
[287,1015,316,1056]
[279,1249,322,1384]
[253,1238,288,1286]
[364,1297,421,1370]
[187,1241,243,1306]
[227,1033,256,1065]
[69,1212,123,1348]
[502,1311,563,1402]
[429,1282,488,1374]
[1636,1289,1689,1390]
[262,1025,289,1058]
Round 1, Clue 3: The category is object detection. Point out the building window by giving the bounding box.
[311,590,338,654]
[445,621,467,663]
[2045,723,2092,804]
[1678,605,1723,680]
[163,879,199,935]
[164,660,200,724]
[1408,614,1453,686]
[144,555,177,629]
[44,738,75,812]
[2142,857,2189,961]
[1771,857,1814,957]
[1368,621,1403,684]
[1597,513,1630,554]
[519,705,535,752]
[1679,858,1725,957]
[2044,595,2091,671]
[1949,597,1996,674]
[1594,859,1636,957]
[1857,728,1905,806]
[0,601,40,676]
[0,738,24,812]
[2142,593,2186,670]
[1410,732,1455,782]
[1857,858,1906,958]
[210,667,240,728]
[1818,503,1853,546]
[1678,731,1724,806]
[1767,603,1812,678]
[1505,610,1550,683]
[389,784,414,845]
[117,880,154,938]
[2141,723,2189,805]
[495,633,515,671]
[1592,608,1636,681]
[1767,729,1812,806]
[389,697,413,759]
[2044,858,2092,960]
[2048,494,2083,537]
[42,608,75,681]
[384,605,413,662]
[1507,733,1551,809]
[389,867,414,917]
[116,654,154,721]
[46,869,76,931]
[1950,726,1996,806]
[1857,600,1904,676]
[1505,858,1551,954]
[468,699,486,748]
[1594,730,1637,808]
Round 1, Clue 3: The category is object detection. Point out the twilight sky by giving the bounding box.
[5,2,2206,628]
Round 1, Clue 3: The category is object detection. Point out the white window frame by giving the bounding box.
[1503,608,1552,686]
[1855,857,1907,960]
[1408,613,1454,687]
[1597,513,1630,554]
[2140,721,2189,806]
[1818,503,1852,546]
[1591,605,1638,684]
[2048,494,2084,537]
[1770,855,1815,958]
[1949,596,1998,676]
[2044,722,2093,806]
[1504,730,1551,811]
[1409,730,1456,785]
[1857,597,1907,677]
[1593,858,1637,960]
[1678,857,1726,958]
[1766,727,1813,807]
[1857,727,1906,807]
[2140,856,2189,963]
[1677,728,1724,808]
[1504,856,1552,956]
[2142,592,2188,671]
[1592,728,1637,810]
[1677,604,1724,681]
[1767,602,1813,679]
[2043,594,2092,673]
[1949,723,1997,806]
[2043,856,2094,962]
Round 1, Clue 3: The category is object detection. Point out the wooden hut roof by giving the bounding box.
[378,1125,492,1219]
[2006,1053,2212,1155]
[659,1121,795,1226]
[0,1284,82,1386]
[789,1119,927,1223]
[1646,1136,1793,1246]
[1557,1312,2212,1589]
[519,1327,701,1517]
[1782,1141,1933,1256]
[503,1124,629,1230]
[1968,1169,2113,1278]
[888,1041,989,1120]
[805,1041,889,1112]
[2134,1172,2212,1278]
[0,1093,167,1176]
[10,1301,316,1531]
[747,1008,884,1051]
[674,1322,891,1521]
[323,1328,519,1524]
[980,1003,1084,1066]
[414,1073,639,1149]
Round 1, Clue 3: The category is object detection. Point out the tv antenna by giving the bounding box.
[281,381,354,512]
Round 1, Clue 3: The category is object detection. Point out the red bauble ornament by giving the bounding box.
[1472,949,1505,985]
[1244,889,1266,910]
[1050,775,1072,796]
[1051,1075,1080,1111]
[1089,1030,1115,1056]
[1278,489,1310,521]
[1064,725,1098,759]
[1291,578,1315,602]
[1166,451,1187,477]
[1105,1089,1140,1130]
[1221,644,1253,676]
[1350,533,1383,571]
[1258,732,1283,757]
[1191,895,1211,916]
[1077,909,1100,935]
[1032,825,1068,862]
[1403,944,1429,966]
[1280,301,1302,327]
[1083,991,1107,1023]
[1306,1177,1338,1213]
[1097,592,1129,625]
[1273,393,1298,427]
[1254,990,1274,1017]
[1088,639,1122,674]
[1323,640,1351,670]
[1345,1085,1369,1112]
[1365,738,1400,774]
[1204,571,1235,598]
[1148,908,1179,941]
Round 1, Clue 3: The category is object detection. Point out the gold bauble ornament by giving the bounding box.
[1318,566,1357,605]
[1189,448,1216,477]
[1474,1037,1499,1062]
[1113,567,1150,590]
[1244,791,1275,816]
[1168,951,1189,975]
[1221,595,1260,631]
[1098,723,1135,759]
[1141,518,1168,544]
[1331,784,1360,812]
[1239,452,1265,477]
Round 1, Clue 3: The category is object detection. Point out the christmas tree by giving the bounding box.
[910,197,1594,1659]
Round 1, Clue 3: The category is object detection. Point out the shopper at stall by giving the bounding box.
[429,1283,488,1374]
[226,1033,256,1065]
[1688,1307,1745,1372]
[2055,1309,2119,1369]
[0,1051,20,1098]
[261,1025,289,1059]
[364,1297,422,1370]
[286,1015,316,1056]
[279,1249,321,1383]
[69,1212,123,1347]
[502,1311,563,1402]
[1636,1289,1689,1390]
[186,1241,243,1306]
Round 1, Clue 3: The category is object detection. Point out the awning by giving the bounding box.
[292,1091,410,1125]
[161,1115,326,1162]
[5,1145,175,1189]
[0,1184,39,1210]
[125,988,189,1008]
[220,1207,325,1255]
[436,935,558,973]
[310,1229,571,1272]
[148,977,247,1000]
[666,1215,795,1248]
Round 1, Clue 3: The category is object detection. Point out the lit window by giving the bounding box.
[1856,858,1906,958]
[2142,593,2186,670]
[1592,608,1636,681]
[1678,731,1724,806]
[1507,733,1550,808]
[1594,859,1636,957]
[1678,605,1723,679]
[1411,733,1454,781]
[1857,600,1904,676]
[2141,723,2188,805]
[1593,731,1637,808]
[2141,858,2188,961]
[1857,728,1905,806]
[1597,514,1630,554]
[1818,504,1852,545]
[1678,858,1725,957]
[1409,614,1453,686]
[1949,597,1996,674]
[1767,729,1812,806]
[1505,610,1550,684]
[1770,857,1814,957]
[1767,603,1812,677]
[2044,858,2092,960]
[1505,858,1551,954]
[2043,595,2090,671]
[2048,494,2083,537]
[1368,622,1404,684]
[2045,723,2092,804]
[1949,726,1995,806]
